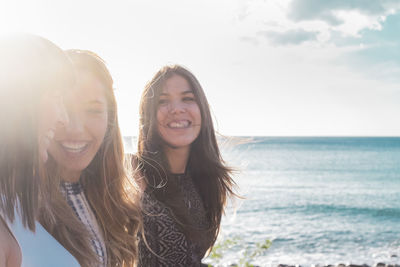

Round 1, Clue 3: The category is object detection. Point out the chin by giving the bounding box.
[63,163,90,174]
[162,139,189,149]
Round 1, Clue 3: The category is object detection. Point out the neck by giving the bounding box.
[60,169,81,183]
[164,146,190,174]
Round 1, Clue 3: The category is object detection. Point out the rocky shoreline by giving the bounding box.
[215,253,400,267]
[225,263,400,267]
[277,264,400,267]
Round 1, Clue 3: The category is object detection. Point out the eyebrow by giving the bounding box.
[86,99,106,105]
[160,90,194,96]
[182,90,194,95]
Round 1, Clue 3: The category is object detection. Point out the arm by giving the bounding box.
[0,216,22,267]
[0,242,6,267]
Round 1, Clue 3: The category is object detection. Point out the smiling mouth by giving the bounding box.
[60,141,89,153]
[167,120,191,129]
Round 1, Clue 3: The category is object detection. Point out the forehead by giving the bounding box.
[161,74,193,94]
[69,70,107,103]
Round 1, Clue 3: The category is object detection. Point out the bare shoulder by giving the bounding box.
[0,216,22,267]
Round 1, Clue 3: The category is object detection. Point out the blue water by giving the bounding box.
[124,137,400,266]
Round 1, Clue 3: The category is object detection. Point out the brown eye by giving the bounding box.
[158,99,168,105]
[183,97,195,102]
[86,108,104,114]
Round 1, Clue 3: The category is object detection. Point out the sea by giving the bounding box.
[123,136,400,267]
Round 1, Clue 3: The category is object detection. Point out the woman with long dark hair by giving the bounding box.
[39,50,142,267]
[135,65,236,266]
[0,34,79,266]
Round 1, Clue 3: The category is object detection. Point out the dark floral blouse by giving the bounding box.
[138,173,211,267]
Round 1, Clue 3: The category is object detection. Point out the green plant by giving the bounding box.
[239,239,272,267]
[207,237,271,267]
[209,236,241,263]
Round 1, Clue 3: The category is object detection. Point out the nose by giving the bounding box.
[64,109,84,133]
[169,101,186,114]
[55,96,69,128]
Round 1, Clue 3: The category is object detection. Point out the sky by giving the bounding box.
[1,0,400,136]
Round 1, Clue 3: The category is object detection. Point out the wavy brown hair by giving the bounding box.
[39,50,142,267]
[0,34,74,231]
[136,64,236,254]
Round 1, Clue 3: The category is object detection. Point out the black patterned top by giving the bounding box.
[138,173,210,267]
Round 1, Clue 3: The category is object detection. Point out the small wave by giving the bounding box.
[289,204,400,219]
[239,204,400,220]
[271,237,295,242]
[238,204,400,219]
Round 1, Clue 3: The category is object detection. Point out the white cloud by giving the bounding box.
[333,10,384,37]
[236,0,399,45]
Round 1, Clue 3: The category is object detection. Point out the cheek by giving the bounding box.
[156,111,164,135]
[98,115,109,138]
[156,107,167,122]
[156,107,169,130]
[38,97,60,133]
[156,109,170,141]
[88,114,108,141]
[192,105,202,124]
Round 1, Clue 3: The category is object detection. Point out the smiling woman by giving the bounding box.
[39,50,141,267]
[0,34,79,267]
[156,74,202,157]
[48,68,109,182]
[135,65,237,266]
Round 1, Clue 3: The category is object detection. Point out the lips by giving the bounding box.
[167,120,191,129]
[59,141,90,154]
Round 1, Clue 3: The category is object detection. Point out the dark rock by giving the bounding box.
[348,264,370,267]
[376,263,386,267]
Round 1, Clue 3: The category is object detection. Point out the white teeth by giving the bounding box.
[61,141,88,152]
[168,121,189,128]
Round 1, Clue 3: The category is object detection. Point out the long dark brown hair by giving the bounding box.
[136,64,236,252]
[0,34,74,231]
[39,50,142,267]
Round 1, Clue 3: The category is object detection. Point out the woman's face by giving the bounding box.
[157,74,201,150]
[48,71,108,182]
[37,89,69,163]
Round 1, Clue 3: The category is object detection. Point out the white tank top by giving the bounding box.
[3,211,80,267]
